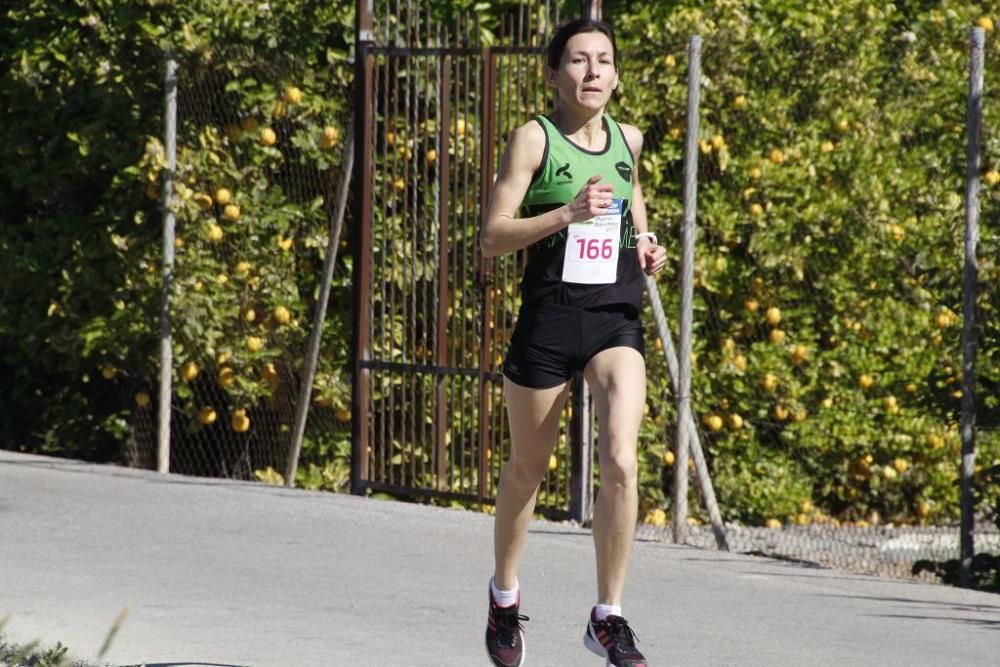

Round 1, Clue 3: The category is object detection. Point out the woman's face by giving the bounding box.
[548,31,618,112]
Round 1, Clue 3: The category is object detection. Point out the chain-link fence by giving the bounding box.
[129,2,1000,587]
[129,47,355,485]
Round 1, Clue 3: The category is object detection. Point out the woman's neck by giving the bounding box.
[551,107,606,151]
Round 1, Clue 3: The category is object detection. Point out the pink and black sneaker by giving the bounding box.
[583,609,647,667]
[485,586,529,667]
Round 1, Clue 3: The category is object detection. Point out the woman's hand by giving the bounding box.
[637,238,667,275]
[563,174,615,225]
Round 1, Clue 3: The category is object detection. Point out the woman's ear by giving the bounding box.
[544,67,559,87]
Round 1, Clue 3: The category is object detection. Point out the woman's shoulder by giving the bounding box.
[501,118,549,174]
[611,119,644,158]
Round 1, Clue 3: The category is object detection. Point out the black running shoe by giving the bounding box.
[583,609,647,667]
[485,587,529,667]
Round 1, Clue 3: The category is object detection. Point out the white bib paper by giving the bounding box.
[561,198,621,284]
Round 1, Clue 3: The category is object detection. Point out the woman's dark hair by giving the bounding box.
[545,19,618,70]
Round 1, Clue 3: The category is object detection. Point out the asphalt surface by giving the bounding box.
[1,449,998,666]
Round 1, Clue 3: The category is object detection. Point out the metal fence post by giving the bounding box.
[959,26,984,589]
[157,55,178,474]
[675,35,701,544]
[285,119,355,487]
[351,0,375,495]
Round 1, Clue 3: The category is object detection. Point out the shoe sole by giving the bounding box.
[583,625,611,665]
[485,633,525,667]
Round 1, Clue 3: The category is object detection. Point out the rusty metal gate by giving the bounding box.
[350,1,599,519]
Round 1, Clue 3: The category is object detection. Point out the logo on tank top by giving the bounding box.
[615,161,632,183]
[555,162,573,184]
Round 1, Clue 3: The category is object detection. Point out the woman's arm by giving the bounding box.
[480,121,615,258]
[620,123,667,275]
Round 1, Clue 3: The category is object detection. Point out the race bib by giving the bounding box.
[561,198,621,284]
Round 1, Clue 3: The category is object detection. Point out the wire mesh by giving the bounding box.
[131,47,353,481]
[613,7,1000,583]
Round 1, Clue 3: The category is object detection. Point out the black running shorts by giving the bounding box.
[502,302,645,389]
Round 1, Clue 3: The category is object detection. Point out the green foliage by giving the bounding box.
[614,0,1000,526]
[4,0,1000,529]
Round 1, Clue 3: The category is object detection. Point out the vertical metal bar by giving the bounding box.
[351,31,375,495]
[675,35,702,544]
[157,56,178,475]
[286,119,356,486]
[581,0,602,21]
[376,53,388,486]
[436,55,452,491]
[645,275,729,549]
[960,26,984,589]
[569,375,592,522]
[478,42,497,501]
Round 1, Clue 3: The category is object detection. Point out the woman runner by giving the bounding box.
[480,18,666,667]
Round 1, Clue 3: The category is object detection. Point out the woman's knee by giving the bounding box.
[599,446,638,488]
[502,454,549,492]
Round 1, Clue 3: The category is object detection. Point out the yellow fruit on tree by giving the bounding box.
[749,167,762,181]
[259,127,277,146]
[820,141,835,153]
[711,134,726,151]
[548,454,558,471]
[765,306,782,326]
[181,361,199,381]
[790,344,809,364]
[766,518,782,529]
[773,404,789,421]
[793,408,807,423]
[218,367,235,388]
[320,126,339,149]
[455,118,467,137]
[194,193,214,210]
[426,149,437,164]
[102,366,118,380]
[761,373,778,392]
[214,188,232,205]
[664,54,677,68]
[733,354,748,372]
[858,374,874,390]
[134,391,151,408]
[733,95,746,109]
[882,465,898,480]
[394,178,406,192]
[916,501,931,518]
[744,297,759,313]
[768,148,785,164]
[663,450,675,466]
[283,85,303,104]
[276,235,293,251]
[246,336,264,353]
[223,204,241,221]
[244,309,256,323]
[883,395,899,413]
[985,170,1000,186]
[749,203,764,217]
[704,414,724,432]
[274,306,291,325]
[207,223,224,243]
[893,457,909,474]
[976,16,994,31]
[769,329,786,344]
[728,413,744,429]
[198,406,217,425]
[231,409,251,433]
[836,118,850,132]
[335,406,352,422]
[235,261,252,275]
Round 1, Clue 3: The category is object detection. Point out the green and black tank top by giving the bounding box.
[519,113,643,311]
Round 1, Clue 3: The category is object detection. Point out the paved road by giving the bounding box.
[1,449,998,666]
